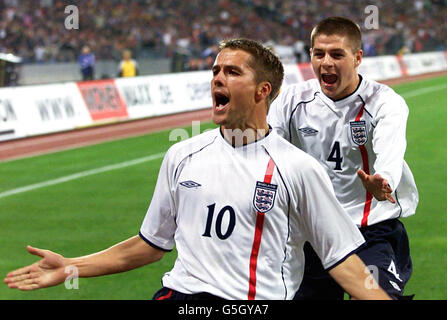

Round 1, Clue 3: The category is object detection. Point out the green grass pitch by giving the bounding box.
[1,75,446,300]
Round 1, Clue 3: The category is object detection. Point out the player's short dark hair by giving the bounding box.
[311,17,362,53]
[219,38,284,108]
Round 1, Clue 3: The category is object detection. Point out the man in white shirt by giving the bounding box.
[4,38,389,300]
[268,17,418,300]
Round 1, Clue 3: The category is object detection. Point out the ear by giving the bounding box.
[255,81,272,104]
[354,49,363,68]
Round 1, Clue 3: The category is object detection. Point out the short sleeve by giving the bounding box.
[267,89,290,140]
[139,151,177,252]
[297,158,365,269]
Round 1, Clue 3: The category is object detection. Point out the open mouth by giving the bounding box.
[321,73,338,85]
[214,92,230,111]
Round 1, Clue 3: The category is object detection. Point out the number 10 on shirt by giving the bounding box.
[202,204,236,240]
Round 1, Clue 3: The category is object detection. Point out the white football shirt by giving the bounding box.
[139,128,364,300]
[268,75,419,227]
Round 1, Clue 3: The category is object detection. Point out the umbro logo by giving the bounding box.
[180,180,202,188]
[298,127,318,136]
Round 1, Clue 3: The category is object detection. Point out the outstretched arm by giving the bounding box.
[329,254,391,300]
[357,169,395,203]
[4,235,164,291]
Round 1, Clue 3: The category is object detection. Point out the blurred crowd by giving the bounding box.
[0,0,446,70]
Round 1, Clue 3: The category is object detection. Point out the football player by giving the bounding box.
[5,38,389,300]
[268,17,418,300]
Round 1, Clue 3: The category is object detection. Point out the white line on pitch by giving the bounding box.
[400,83,447,99]
[0,152,165,199]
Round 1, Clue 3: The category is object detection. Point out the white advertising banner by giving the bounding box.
[115,71,212,120]
[0,83,92,141]
[0,87,27,141]
[358,55,403,80]
[283,63,304,86]
[400,51,447,76]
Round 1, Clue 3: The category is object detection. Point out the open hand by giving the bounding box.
[357,169,396,203]
[4,245,68,291]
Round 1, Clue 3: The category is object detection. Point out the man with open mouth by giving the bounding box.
[4,38,390,301]
[268,16,418,300]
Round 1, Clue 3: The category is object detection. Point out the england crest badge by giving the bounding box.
[350,120,368,145]
[253,181,278,213]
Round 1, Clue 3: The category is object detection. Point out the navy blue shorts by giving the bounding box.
[294,219,413,300]
[153,287,224,300]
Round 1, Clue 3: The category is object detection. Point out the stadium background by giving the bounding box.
[1,0,447,300]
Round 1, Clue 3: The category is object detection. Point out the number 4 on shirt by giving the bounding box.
[328,141,343,171]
